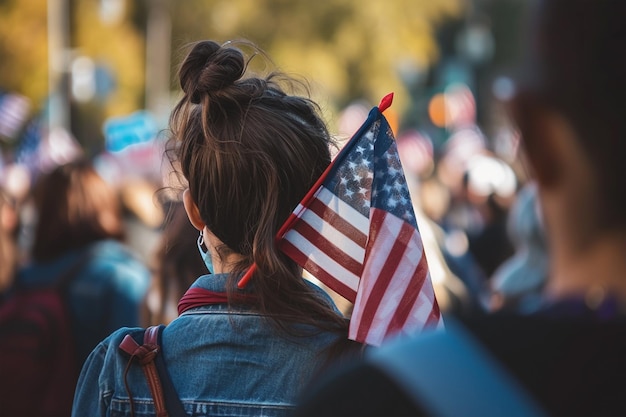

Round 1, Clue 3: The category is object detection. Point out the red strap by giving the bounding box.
[144,325,160,345]
[177,287,229,315]
[120,327,168,417]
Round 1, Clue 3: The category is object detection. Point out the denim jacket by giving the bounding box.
[72,273,346,417]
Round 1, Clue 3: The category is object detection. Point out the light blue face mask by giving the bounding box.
[197,234,214,274]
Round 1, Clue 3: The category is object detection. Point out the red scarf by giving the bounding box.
[177,287,256,315]
[177,287,229,315]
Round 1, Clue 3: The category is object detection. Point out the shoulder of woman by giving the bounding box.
[85,326,148,369]
[75,326,147,410]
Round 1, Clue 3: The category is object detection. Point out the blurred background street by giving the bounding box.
[1,0,537,315]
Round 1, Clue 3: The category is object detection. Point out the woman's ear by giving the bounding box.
[182,189,205,232]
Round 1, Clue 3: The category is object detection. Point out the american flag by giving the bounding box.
[15,118,43,172]
[278,94,442,346]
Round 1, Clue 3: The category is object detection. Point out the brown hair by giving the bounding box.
[31,159,125,262]
[166,40,355,344]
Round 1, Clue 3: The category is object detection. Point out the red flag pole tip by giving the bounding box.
[237,263,256,288]
[378,92,394,113]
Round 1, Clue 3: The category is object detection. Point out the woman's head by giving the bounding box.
[32,160,125,262]
[168,40,332,276]
[166,40,357,342]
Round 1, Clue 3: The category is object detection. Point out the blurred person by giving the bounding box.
[294,1,626,416]
[490,182,549,313]
[73,40,361,417]
[439,150,517,280]
[462,154,517,277]
[420,169,490,309]
[397,130,478,316]
[118,177,165,264]
[141,201,208,326]
[16,159,151,366]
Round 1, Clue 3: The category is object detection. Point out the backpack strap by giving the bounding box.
[368,319,547,417]
[147,326,187,417]
[119,325,186,417]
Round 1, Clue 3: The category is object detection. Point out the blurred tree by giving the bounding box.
[0,0,49,105]
[0,0,463,151]
[168,0,463,119]
[72,0,144,118]
[0,0,145,151]
[69,0,145,151]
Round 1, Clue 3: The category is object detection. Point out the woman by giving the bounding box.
[3,160,150,416]
[73,40,360,417]
[18,160,151,364]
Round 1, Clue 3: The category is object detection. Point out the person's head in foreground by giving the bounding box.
[509,0,626,302]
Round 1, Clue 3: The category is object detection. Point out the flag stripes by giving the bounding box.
[281,186,369,302]
[280,240,358,302]
[277,95,443,345]
[350,209,431,344]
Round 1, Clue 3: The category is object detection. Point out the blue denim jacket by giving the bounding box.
[72,273,346,417]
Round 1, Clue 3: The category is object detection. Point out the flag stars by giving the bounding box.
[387,165,400,178]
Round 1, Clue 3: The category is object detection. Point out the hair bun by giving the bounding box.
[179,41,245,104]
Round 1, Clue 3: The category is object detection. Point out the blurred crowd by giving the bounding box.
[0,49,547,417]
[0,75,545,333]
[2,1,622,415]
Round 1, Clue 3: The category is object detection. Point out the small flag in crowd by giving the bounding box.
[0,92,31,141]
[277,93,442,346]
[15,118,43,170]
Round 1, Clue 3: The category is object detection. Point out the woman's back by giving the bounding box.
[75,274,344,417]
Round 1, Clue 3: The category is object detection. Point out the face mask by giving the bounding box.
[197,234,214,274]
